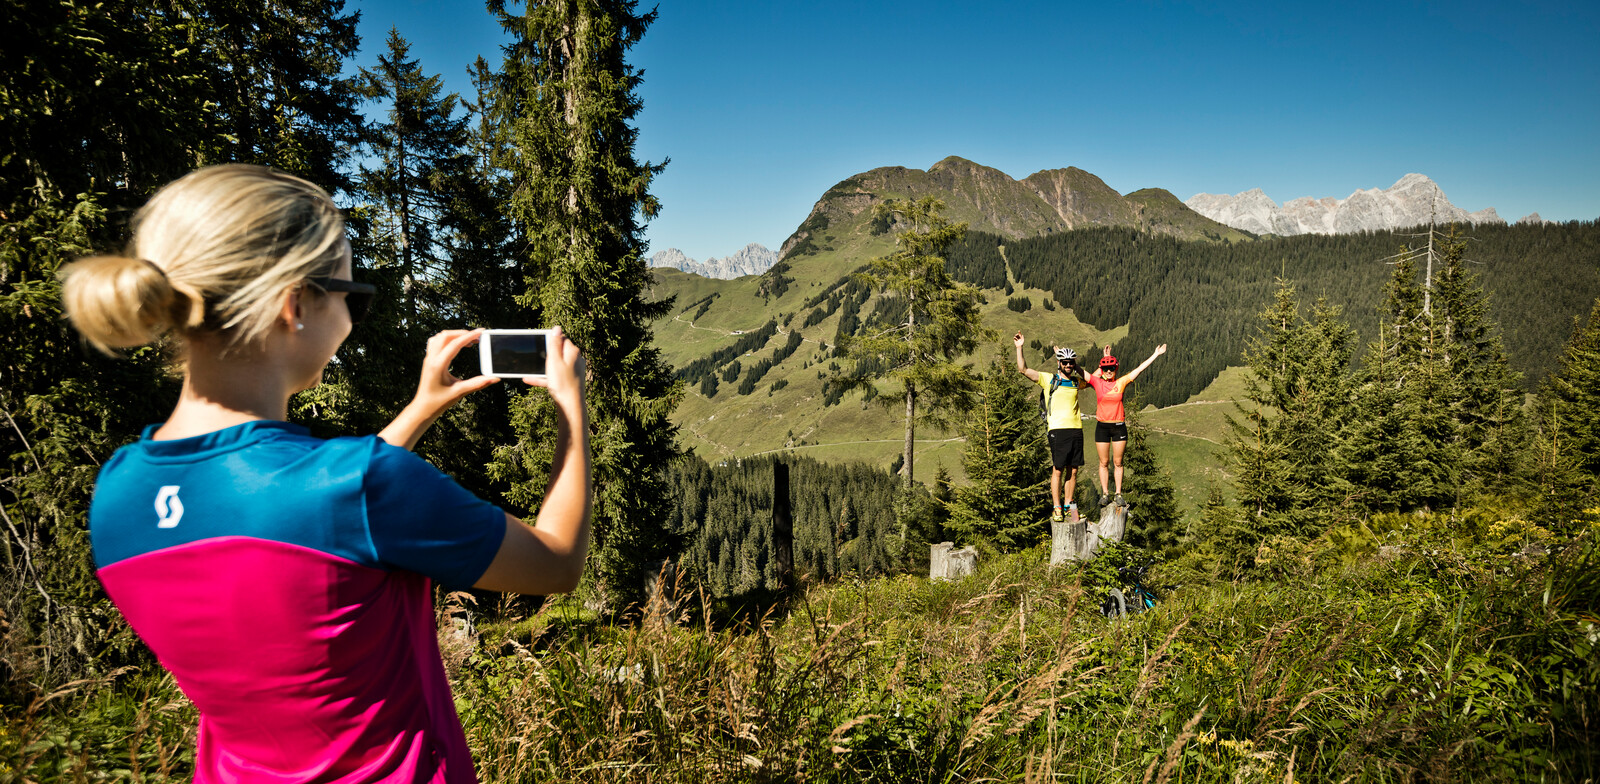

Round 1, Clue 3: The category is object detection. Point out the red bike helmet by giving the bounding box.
[1100,355,1119,369]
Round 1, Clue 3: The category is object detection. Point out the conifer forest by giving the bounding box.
[2,0,1598,780]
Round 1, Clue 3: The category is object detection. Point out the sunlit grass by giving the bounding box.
[8,530,1594,782]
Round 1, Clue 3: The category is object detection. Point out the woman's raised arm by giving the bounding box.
[472,328,592,595]
[1123,344,1168,384]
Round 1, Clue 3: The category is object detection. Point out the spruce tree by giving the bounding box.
[310,41,523,497]
[1429,228,1527,494]
[356,29,472,326]
[194,0,364,190]
[301,30,477,438]
[831,197,990,558]
[1226,281,1355,537]
[1337,331,1451,513]
[1119,403,1183,554]
[1,0,364,689]
[1536,299,1600,525]
[487,0,682,609]
[1546,299,1600,476]
[1334,254,1453,513]
[945,358,1049,552]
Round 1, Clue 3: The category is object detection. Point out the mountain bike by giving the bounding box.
[1100,561,1166,619]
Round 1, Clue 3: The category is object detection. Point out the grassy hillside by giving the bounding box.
[652,266,1130,485]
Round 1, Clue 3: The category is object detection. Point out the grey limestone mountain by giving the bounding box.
[1516,212,1552,226]
[649,243,778,280]
[1186,174,1507,236]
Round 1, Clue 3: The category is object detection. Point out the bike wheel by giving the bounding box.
[1101,588,1128,619]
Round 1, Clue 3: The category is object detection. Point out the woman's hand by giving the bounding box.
[417,330,501,411]
[379,329,500,451]
[520,327,586,414]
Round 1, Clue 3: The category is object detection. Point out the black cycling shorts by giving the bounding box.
[1095,421,1129,443]
[1047,428,1085,470]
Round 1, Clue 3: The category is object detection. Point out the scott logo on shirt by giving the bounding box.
[154,485,184,528]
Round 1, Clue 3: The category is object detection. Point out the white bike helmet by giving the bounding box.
[1054,347,1077,363]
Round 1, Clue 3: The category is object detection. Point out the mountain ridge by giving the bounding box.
[778,156,1252,261]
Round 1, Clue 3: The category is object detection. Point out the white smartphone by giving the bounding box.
[479,329,555,379]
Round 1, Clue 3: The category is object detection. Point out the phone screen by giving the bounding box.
[490,333,548,376]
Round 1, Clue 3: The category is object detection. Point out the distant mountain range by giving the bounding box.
[655,165,1554,284]
[1186,174,1513,236]
[650,243,779,279]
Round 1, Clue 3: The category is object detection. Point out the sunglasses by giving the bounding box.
[304,276,377,323]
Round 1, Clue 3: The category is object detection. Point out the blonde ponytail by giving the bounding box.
[60,164,346,354]
[60,255,202,353]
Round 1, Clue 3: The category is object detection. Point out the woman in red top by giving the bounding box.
[1086,343,1166,507]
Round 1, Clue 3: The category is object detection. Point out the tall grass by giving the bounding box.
[456,537,1597,782]
[5,536,1595,782]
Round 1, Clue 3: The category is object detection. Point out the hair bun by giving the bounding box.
[60,255,194,353]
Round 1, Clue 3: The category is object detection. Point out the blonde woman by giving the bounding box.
[62,164,591,783]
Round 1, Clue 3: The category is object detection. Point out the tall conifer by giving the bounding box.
[301,30,476,438]
[1429,228,1526,494]
[357,29,472,325]
[1335,254,1453,512]
[1119,404,1183,554]
[1,0,364,688]
[195,0,364,190]
[1226,281,1355,536]
[1536,299,1600,525]
[832,197,989,559]
[487,0,682,608]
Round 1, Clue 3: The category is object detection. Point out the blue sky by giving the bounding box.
[348,0,1600,261]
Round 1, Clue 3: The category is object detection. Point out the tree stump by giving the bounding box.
[1051,504,1129,564]
[929,542,979,581]
[1050,521,1085,565]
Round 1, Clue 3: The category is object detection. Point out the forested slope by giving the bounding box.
[947,222,1600,406]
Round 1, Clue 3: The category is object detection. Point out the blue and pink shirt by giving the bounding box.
[90,421,506,784]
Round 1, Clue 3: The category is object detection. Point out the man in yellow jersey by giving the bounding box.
[1014,332,1087,523]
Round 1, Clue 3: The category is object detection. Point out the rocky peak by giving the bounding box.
[1186,174,1508,236]
[1186,188,1281,235]
[650,247,691,270]
[650,244,778,280]
[1023,167,1136,228]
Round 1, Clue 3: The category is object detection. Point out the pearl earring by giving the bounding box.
[295,323,305,331]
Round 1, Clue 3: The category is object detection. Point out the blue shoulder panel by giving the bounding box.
[90,421,504,588]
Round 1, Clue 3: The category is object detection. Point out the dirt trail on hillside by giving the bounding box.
[672,314,832,349]
[748,437,965,458]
